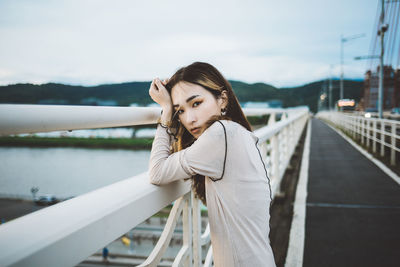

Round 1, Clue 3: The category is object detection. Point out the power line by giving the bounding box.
[368,1,381,71]
[394,1,400,67]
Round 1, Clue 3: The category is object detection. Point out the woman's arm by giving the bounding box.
[148,121,227,185]
[148,124,190,185]
[147,78,227,185]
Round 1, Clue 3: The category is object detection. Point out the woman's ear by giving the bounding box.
[219,90,228,109]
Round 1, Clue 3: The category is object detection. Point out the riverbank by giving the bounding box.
[0,116,268,150]
[0,136,154,150]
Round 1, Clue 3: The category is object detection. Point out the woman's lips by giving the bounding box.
[191,127,201,134]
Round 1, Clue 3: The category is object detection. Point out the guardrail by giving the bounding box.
[0,104,309,266]
[351,111,400,121]
[317,111,399,166]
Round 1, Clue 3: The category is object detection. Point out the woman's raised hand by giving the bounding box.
[149,78,172,111]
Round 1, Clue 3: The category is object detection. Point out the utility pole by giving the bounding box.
[340,34,344,103]
[340,33,365,111]
[377,0,388,119]
[324,80,328,110]
[329,65,333,110]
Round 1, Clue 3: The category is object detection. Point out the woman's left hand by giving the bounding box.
[149,78,172,110]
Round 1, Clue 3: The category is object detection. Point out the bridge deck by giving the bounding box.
[304,118,400,267]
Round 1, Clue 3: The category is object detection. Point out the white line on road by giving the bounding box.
[285,117,312,267]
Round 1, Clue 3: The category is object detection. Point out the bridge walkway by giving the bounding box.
[303,118,400,266]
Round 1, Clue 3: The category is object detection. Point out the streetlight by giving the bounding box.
[340,33,365,110]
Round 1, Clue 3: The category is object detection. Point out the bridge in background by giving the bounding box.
[286,112,400,267]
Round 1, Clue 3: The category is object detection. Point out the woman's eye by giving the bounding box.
[193,101,202,107]
[177,109,184,115]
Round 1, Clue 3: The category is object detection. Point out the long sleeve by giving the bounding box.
[148,120,227,185]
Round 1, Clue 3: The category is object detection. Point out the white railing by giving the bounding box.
[0,104,309,267]
[317,111,399,166]
[254,108,309,196]
[351,111,400,121]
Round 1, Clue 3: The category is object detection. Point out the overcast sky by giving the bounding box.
[0,0,378,87]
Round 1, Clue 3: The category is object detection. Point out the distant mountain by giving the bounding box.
[0,82,151,107]
[229,80,280,102]
[280,79,364,112]
[0,79,364,113]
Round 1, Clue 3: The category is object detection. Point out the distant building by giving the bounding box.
[241,101,270,108]
[267,100,283,108]
[80,97,117,106]
[241,100,283,109]
[38,99,69,105]
[363,66,400,110]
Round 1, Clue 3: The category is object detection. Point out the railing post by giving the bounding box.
[343,114,346,131]
[350,116,353,137]
[391,123,396,166]
[283,113,289,164]
[373,120,377,153]
[182,193,193,267]
[268,112,279,191]
[366,119,370,148]
[354,117,358,140]
[271,133,280,193]
[268,113,276,125]
[191,192,202,267]
[289,121,293,155]
[356,116,359,141]
[381,121,385,157]
[361,118,365,145]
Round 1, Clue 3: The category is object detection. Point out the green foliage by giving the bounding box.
[0,82,153,106]
[247,115,270,125]
[0,136,154,150]
[230,80,280,102]
[0,79,364,113]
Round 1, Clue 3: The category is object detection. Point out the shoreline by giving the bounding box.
[0,116,268,150]
[0,136,153,150]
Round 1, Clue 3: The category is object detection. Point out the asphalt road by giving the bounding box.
[304,118,400,267]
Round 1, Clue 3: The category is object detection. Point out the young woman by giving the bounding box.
[148,62,276,267]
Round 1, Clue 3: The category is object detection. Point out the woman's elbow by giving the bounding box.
[149,176,160,185]
[148,168,162,185]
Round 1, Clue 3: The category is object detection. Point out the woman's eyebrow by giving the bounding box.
[173,95,200,108]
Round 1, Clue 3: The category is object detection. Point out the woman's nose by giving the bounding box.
[186,110,197,123]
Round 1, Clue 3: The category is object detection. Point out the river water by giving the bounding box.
[0,147,151,200]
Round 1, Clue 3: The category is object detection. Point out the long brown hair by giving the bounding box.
[165,62,251,205]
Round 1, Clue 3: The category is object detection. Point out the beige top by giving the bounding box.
[149,119,276,267]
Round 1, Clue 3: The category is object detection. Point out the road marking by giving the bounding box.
[321,119,400,186]
[285,118,311,267]
[307,202,400,209]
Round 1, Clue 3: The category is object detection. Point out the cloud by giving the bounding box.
[0,0,378,87]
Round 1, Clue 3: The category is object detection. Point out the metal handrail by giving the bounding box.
[0,104,309,266]
[0,173,190,266]
[0,104,305,136]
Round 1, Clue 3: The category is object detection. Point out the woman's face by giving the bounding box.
[171,81,226,139]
